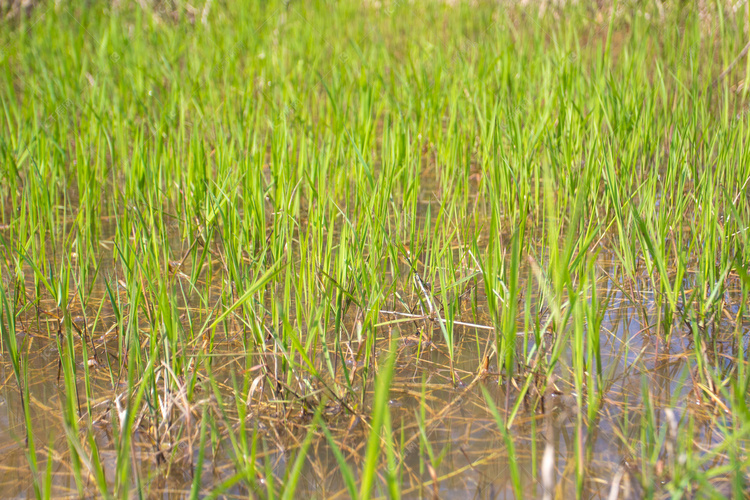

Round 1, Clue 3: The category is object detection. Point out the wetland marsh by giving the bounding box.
[1,0,750,498]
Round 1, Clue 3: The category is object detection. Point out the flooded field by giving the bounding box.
[2,248,748,498]
[1,0,750,498]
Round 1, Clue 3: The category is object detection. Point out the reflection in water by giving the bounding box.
[0,246,745,498]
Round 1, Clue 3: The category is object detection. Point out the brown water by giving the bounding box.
[0,240,745,499]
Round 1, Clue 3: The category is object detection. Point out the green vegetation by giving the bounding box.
[1,0,750,497]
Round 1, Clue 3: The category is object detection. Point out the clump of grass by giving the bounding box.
[1,0,750,497]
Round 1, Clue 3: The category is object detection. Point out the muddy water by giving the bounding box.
[0,244,745,498]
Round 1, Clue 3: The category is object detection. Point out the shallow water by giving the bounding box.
[0,240,745,498]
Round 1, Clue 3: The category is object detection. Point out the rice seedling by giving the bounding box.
[1,0,750,497]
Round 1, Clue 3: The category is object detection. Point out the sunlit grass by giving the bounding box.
[1,0,750,497]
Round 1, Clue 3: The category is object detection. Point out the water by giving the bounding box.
[0,226,745,498]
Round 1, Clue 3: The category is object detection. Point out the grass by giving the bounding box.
[1,0,750,497]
